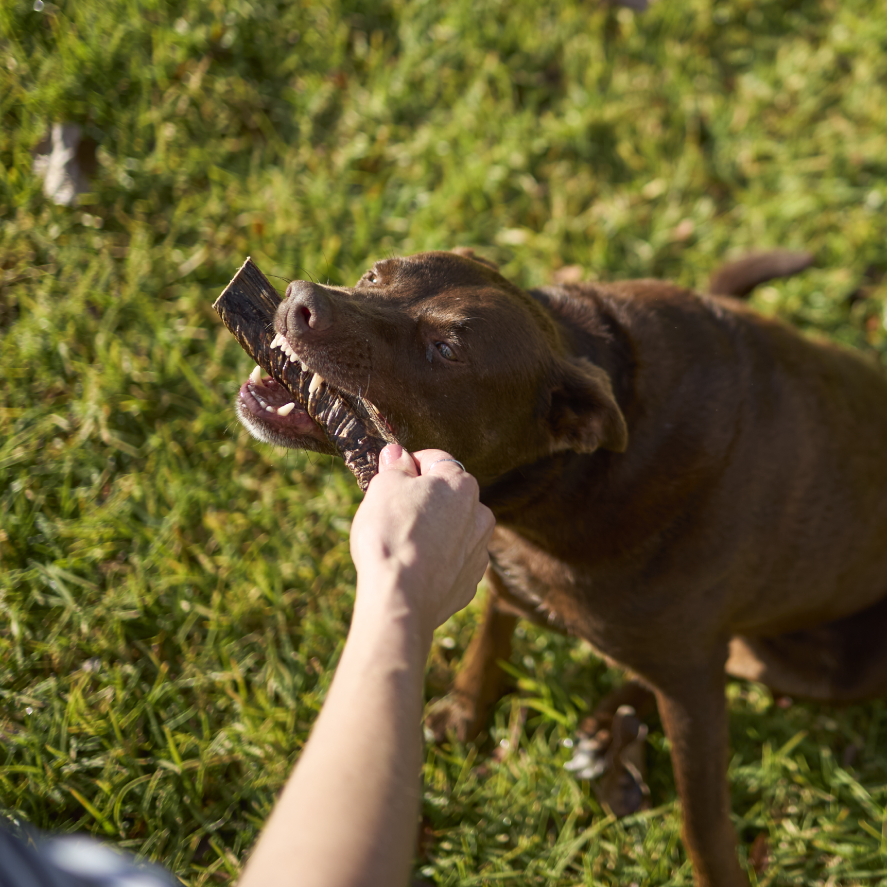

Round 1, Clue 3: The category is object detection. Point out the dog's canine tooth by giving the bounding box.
[277,402,296,417]
[249,365,263,384]
[309,374,324,395]
[269,333,280,349]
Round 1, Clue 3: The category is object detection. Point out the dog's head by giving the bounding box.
[236,250,627,486]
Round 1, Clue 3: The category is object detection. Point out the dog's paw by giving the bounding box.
[424,692,483,744]
[565,705,651,818]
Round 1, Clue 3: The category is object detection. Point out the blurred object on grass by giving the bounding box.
[32,122,97,206]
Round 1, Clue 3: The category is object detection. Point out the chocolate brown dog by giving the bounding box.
[235,249,887,887]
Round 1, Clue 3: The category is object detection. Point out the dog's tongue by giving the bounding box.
[213,257,387,491]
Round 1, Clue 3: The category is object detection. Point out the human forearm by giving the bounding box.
[239,569,432,887]
[239,446,494,887]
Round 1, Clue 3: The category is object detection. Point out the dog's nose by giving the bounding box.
[283,281,333,335]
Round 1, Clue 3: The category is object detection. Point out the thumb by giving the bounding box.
[379,443,419,477]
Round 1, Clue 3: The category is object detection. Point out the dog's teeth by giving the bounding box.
[277,402,296,417]
[308,374,324,395]
[249,365,263,384]
[265,405,275,412]
[300,360,309,372]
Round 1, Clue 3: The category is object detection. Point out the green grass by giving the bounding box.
[2,0,887,883]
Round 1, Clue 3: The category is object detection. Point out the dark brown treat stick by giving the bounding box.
[213,257,391,491]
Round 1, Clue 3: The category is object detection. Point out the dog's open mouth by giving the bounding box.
[214,258,397,490]
[236,365,333,449]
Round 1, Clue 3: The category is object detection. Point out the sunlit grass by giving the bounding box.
[2,0,887,883]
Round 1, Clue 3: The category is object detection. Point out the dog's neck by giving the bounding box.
[480,449,611,517]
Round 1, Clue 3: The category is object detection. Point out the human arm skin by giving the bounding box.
[238,445,495,887]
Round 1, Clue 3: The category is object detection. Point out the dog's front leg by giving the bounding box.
[653,643,746,887]
[426,569,519,742]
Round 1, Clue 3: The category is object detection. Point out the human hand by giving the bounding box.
[349,445,496,640]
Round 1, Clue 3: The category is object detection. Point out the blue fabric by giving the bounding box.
[0,828,175,887]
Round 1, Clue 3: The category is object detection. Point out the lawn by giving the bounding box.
[2,0,887,884]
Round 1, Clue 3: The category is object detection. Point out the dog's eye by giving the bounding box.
[362,270,378,284]
[435,341,457,361]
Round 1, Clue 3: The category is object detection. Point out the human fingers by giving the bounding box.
[469,506,495,578]
[378,443,418,476]
[476,501,496,548]
[351,446,415,566]
[431,523,491,626]
[423,483,494,628]
[458,505,495,583]
[412,449,470,479]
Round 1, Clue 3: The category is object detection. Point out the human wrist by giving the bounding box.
[352,564,436,654]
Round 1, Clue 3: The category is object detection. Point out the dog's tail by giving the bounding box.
[708,250,814,298]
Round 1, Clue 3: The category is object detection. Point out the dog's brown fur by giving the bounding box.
[242,250,887,886]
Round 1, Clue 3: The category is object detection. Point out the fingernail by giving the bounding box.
[380,443,404,467]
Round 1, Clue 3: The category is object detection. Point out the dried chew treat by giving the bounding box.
[213,257,393,491]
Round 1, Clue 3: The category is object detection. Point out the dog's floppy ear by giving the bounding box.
[547,357,628,454]
[451,247,500,272]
